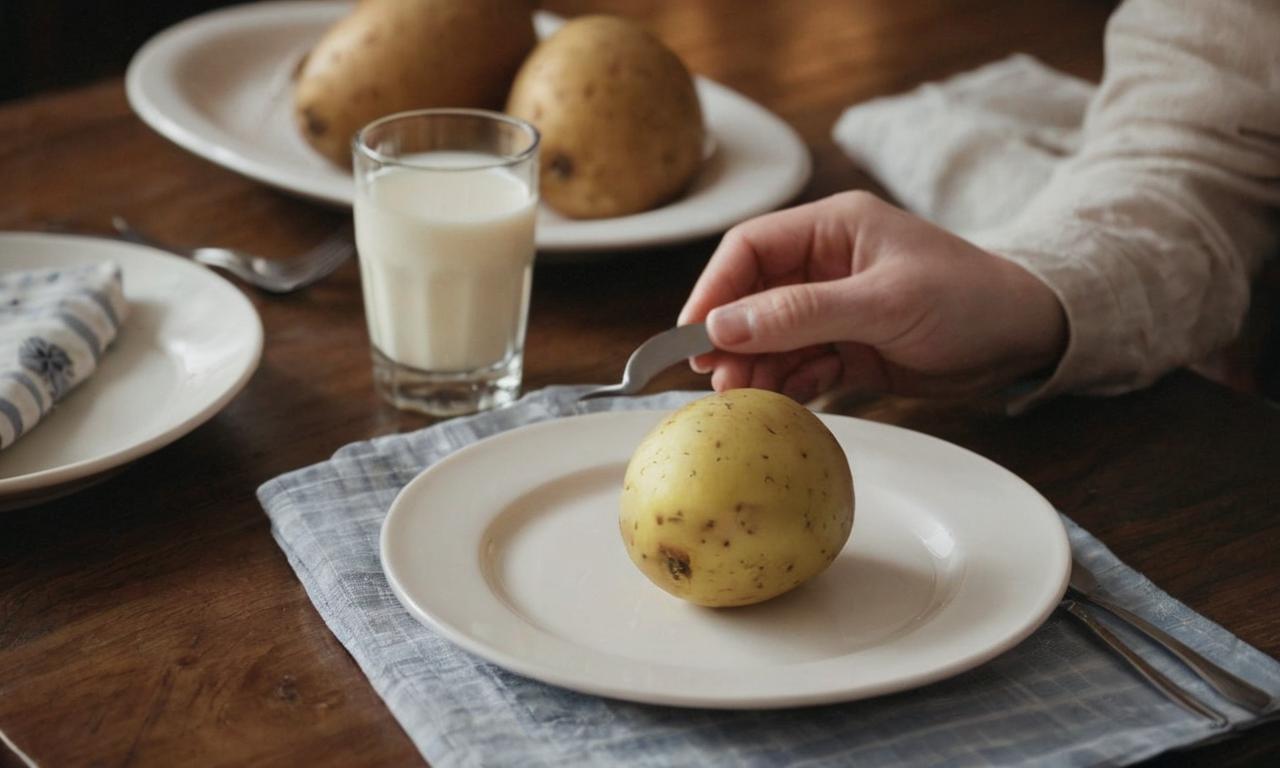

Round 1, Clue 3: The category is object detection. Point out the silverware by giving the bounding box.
[579,324,715,400]
[0,726,38,768]
[1069,558,1272,714]
[1062,598,1228,727]
[111,216,353,294]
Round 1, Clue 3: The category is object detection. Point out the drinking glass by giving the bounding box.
[353,109,539,416]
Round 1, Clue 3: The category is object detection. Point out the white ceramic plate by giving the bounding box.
[0,233,263,510]
[381,410,1070,709]
[124,1,812,253]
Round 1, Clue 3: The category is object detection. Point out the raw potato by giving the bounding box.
[505,15,704,218]
[619,389,855,607]
[294,0,536,167]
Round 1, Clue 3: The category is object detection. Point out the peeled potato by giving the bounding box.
[620,389,855,607]
[294,0,536,167]
[505,15,705,218]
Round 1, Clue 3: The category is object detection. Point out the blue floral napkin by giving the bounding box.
[0,262,128,449]
[259,387,1280,767]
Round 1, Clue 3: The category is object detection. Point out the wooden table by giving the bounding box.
[2,1,1277,765]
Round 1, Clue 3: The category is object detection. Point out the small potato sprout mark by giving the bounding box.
[655,515,664,525]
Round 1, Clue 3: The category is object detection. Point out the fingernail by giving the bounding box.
[708,305,752,345]
[690,355,712,374]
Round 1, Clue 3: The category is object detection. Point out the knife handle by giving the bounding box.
[1062,599,1228,727]
[1084,592,1274,715]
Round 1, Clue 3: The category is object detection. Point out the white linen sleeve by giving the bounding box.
[971,0,1280,409]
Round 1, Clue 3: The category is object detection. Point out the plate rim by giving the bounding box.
[0,231,264,500]
[123,0,814,253]
[380,408,1071,709]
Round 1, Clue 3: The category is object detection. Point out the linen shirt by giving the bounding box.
[975,0,1280,404]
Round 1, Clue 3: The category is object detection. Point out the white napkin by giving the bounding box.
[833,54,1094,237]
[0,263,128,450]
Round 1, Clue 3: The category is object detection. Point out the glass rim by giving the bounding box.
[352,108,541,172]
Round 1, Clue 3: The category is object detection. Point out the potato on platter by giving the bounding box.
[619,389,855,608]
[294,0,536,167]
[505,15,705,219]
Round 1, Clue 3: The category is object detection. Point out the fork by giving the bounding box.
[111,217,353,294]
[1069,558,1272,714]
[579,324,715,400]
[1062,598,1229,726]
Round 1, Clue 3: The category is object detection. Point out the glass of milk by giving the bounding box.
[353,109,540,416]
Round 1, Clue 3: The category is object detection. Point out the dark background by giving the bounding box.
[0,0,238,102]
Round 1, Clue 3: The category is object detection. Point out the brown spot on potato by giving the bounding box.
[659,545,692,581]
[703,520,716,530]
[656,515,664,525]
[722,540,730,547]
[549,152,574,180]
[302,107,327,137]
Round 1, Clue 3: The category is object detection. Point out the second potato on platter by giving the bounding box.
[506,15,705,219]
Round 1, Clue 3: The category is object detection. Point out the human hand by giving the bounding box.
[678,192,1067,401]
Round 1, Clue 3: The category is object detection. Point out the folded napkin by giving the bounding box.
[833,54,1093,238]
[0,263,128,450]
[259,387,1279,768]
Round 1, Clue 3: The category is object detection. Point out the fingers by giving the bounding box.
[707,347,831,394]
[705,278,878,354]
[678,196,855,328]
[779,354,843,403]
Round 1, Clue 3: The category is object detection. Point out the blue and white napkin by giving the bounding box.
[259,387,1280,768]
[0,263,128,449]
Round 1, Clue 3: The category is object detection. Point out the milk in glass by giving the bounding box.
[355,152,536,373]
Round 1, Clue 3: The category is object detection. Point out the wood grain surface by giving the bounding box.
[2,1,1277,765]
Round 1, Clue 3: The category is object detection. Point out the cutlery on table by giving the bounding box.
[0,726,38,768]
[1062,598,1229,727]
[579,323,715,400]
[111,216,353,294]
[1069,558,1273,714]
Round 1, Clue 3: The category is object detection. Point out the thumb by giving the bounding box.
[706,279,870,353]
